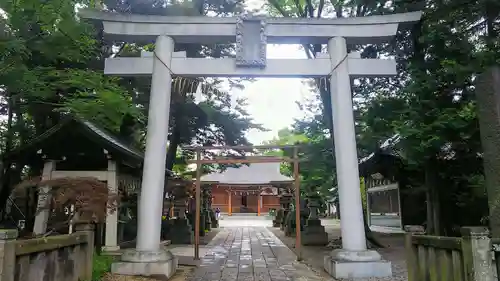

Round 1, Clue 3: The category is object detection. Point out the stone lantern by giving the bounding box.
[280,191,293,231]
[307,192,321,221]
[301,189,328,245]
[273,194,284,227]
[207,188,218,228]
[202,186,212,232]
[169,181,193,244]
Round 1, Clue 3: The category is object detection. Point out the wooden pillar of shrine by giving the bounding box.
[257,194,261,216]
[228,188,232,216]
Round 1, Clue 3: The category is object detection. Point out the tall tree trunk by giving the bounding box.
[0,94,14,220]
[425,160,441,235]
[0,95,27,214]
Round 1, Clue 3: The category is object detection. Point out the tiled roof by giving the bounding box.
[80,119,143,160]
[5,117,144,165]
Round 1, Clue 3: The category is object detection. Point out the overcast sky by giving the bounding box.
[232,44,310,145]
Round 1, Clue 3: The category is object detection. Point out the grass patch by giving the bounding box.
[92,254,116,281]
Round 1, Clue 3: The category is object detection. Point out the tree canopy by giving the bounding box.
[263,0,499,234]
[0,0,264,216]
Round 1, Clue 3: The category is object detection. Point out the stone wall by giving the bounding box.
[0,224,94,281]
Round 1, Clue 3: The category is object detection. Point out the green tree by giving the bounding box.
[356,0,498,235]
[0,0,143,209]
[263,0,499,238]
[0,0,263,215]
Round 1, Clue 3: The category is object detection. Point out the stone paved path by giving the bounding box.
[186,227,329,281]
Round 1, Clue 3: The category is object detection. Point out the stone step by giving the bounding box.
[219,214,272,220]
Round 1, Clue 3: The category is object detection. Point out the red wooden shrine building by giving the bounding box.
[200,162,293,215]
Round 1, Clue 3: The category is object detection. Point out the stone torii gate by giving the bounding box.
[81,9,421,279]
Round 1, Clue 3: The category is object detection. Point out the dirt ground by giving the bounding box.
[269,226,408,281]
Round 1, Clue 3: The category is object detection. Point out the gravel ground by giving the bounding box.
[269,226,407,281]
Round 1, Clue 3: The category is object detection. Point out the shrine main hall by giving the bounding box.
[200,162,293,215]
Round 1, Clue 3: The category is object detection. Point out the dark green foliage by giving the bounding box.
[265,0,500,235]
[0,0,263,219]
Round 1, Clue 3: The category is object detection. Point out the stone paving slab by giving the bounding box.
[186,227,329,281]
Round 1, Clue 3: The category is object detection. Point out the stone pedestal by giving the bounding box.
[280,209,288,231]
[199,213,206,236]
[102,245,121,252]
[111,249,178,279]
[204,210,212,231]
[207,189,218,228]
[323,249,391,278]
[170,218,193,244]
[302,219,328,246]
[279,193,293,231]
[202,188,211,232]
[284,210,295,237]
[273,209,283,227]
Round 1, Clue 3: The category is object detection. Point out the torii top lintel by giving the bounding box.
[80,9,422,45]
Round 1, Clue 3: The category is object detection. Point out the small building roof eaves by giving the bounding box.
[359,134,401,165]
[79,119,143,161]
[200,162,293,185]
[3,116,175,175]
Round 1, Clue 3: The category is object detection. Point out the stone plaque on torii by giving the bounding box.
[80,9,421,279]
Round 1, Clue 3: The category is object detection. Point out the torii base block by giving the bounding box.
[323,249,392,278]
[111,249,178,279]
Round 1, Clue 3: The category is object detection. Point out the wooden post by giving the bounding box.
[397,185,403,229]
[461,227,494,281]
[194,149,201,260]
[75,224,96,280]
[33,160,56,235]
[404,225,425,281]
[228,189,232,216]
[293,147,302,261]
[258,194,261,216]
[0,229,18,281]
[366,179,372,227]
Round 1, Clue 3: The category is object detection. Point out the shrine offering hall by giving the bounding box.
[201,162,293,215]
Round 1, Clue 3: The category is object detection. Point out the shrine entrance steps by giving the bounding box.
[221,213,271,218]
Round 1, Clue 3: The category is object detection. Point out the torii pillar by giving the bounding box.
[111,36,178,278]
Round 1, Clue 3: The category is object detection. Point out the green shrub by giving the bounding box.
[92,255,116,281]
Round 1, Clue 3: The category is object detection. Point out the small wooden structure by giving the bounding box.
[3,117,172,251]
[183,144,302,261]
[359,135,426,229]
[201,161,293,215]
